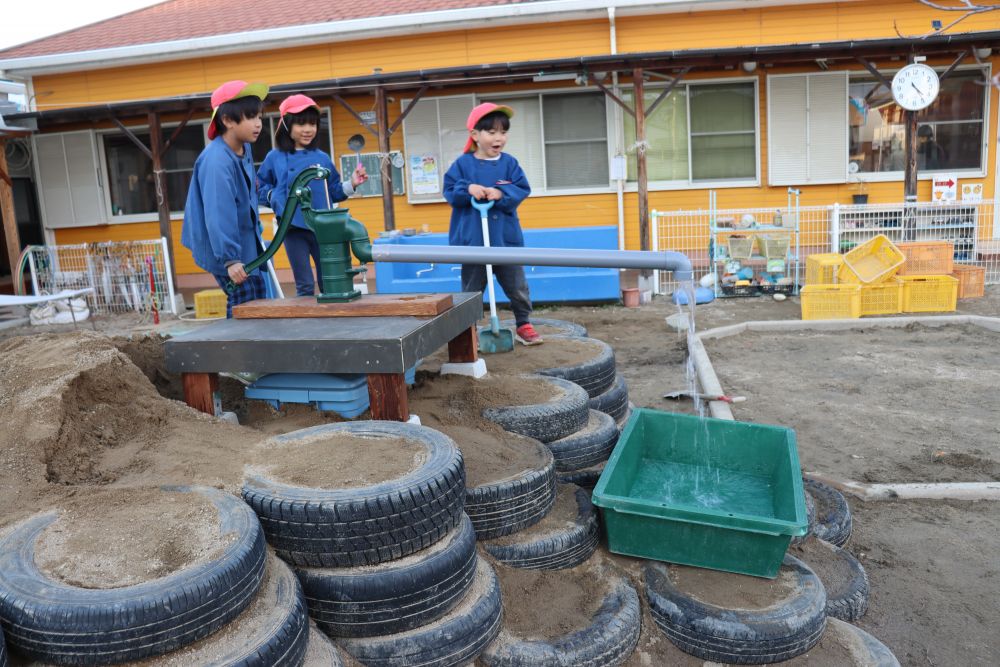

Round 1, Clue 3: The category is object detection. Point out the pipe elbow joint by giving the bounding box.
[663,252,694,283]
[346,217,372,263]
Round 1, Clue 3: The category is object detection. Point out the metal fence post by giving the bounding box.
[831,202,840,254]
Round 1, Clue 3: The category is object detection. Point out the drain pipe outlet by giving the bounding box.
[370,245,694,282]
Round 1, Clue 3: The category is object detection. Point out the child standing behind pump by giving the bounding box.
[182,80,269,318]
[443,102,542,345]
[257,94,368,296]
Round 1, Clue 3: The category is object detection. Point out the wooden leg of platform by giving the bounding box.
[182,372,221,416]
[448,326,479,363]
[367,373,410,422]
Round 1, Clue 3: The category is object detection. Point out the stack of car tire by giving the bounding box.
[0,486,329,666]
[242,421,503,667]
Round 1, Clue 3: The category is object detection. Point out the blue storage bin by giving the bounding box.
[374,227,621,303]
[246,365,418,418]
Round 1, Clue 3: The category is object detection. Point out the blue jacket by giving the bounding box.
[181,137,264,276]
[256,148,354,230]
[443,153,530,247]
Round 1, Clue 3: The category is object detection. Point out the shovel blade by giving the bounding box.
[478,326,515,354]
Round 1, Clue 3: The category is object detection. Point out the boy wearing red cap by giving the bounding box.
[257,94,367,296]
[443,102,542,345]
[181,80,269,317]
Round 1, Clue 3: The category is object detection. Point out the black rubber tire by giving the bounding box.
[339,557,503,667]
[589,373,629,423]
[0,624,7,667]
[804,479,853,547]
[557,462,605,491]
[242,421,465,568]
[0,486,267,665]
[825,619,900,667]
[616,402,635,432]
[532,336,617,398]
[811,539,870,622]
[465,441,557,540]
[790,488,816,547]
[297,514,477,638]
[645,555,827,665]
[546,409,619,472]
[483,375,589,444]
[483,485,599,570]
[500,318,588,338]
[303,622,345,666]
[480,576,640,666]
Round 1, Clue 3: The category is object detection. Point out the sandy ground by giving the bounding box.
[1,285,998,666]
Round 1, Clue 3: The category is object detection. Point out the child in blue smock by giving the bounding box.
[443,102,542,345]
[257,94,367,296]
[181,80,269,318]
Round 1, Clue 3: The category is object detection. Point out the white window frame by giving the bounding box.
[96,121,210,224]
[621,75,761,192]
[846,64,992,184]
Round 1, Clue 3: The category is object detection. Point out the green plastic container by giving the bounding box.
[592,408,807,578]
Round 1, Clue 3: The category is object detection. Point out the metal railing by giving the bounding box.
[27,238,177,316]
[653,200,998,294]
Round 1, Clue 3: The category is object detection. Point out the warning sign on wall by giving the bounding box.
[932,174,958,203]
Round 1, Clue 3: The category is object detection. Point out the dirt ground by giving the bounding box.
[1,285,998,666]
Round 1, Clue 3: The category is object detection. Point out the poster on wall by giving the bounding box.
[931,174,958,203]
[961,183,983,202]
[410,155,440,195]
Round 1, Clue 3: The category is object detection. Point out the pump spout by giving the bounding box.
[370,245,694,282]
[346,217,373,264]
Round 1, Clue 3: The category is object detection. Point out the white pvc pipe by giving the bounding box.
[805,474,1000,501]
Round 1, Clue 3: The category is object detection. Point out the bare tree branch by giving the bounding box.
[896,1,1000,39]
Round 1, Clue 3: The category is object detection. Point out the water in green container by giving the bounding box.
[631,459,776,518]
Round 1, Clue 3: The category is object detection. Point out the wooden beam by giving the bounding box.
[634,67,650,257]
[0,139,21,281]
[162,107,196,154]
[389,85,428,135]
[148,111,177,290]
[447,326,479,363]
[332,94,380,139]
[855,56,894,91]
[593,77,636,118]
[903,54,919,207]
[938,51,967,82]
[182,372,221,416]
[645,67,689,118]
[367,373,409,421]
[110,114,153,160]
[374,86,396,232]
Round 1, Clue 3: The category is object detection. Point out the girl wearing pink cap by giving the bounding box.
[257,94,367,296]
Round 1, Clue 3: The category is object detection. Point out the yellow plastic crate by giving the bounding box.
[806,253,843,285]
[897,241,954,276]
[838,234,905,285]
[900,275,958,313]
[194,289,227,319]
[859,278,903,317]
[800,285,861,320]
[952,264,985,299]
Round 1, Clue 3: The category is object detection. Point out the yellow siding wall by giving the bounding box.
[45,0,1000,268]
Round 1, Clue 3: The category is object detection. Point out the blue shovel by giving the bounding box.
[471,199,514,354]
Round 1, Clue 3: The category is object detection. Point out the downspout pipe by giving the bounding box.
[369,244,693,282]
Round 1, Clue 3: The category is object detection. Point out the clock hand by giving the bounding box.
[910,82,926,98]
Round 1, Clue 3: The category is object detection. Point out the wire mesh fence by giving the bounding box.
[27,238,176,316]
[653,200,998,295]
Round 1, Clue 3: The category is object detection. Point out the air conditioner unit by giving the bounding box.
[4,137,32,178]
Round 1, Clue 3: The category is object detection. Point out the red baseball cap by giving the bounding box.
[463,102,514,153]
[207,80,269,139]
[279,94,320,118]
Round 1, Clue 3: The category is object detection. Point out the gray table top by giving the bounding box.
[165,292,482,374]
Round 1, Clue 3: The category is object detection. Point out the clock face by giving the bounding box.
[891,64,940,111]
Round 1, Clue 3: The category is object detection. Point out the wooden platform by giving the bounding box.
[233,293,454,319]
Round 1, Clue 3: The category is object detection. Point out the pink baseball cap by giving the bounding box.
[279,94,320,117]
[463,102,514,153]
[207,80,269,139]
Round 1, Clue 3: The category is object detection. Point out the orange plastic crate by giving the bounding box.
[838,235,905,285]
[897,241,954,276]
[859,278,903,317]
[952,264,985,299]
[801,285,861,320]
[806,254,843,285]
[900,275,958,313]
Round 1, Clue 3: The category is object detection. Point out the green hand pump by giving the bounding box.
[225,166,373,303]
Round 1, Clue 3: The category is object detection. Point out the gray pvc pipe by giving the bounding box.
[370,245,694,281]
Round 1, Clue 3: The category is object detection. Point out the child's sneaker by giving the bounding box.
[515,323,543,346]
